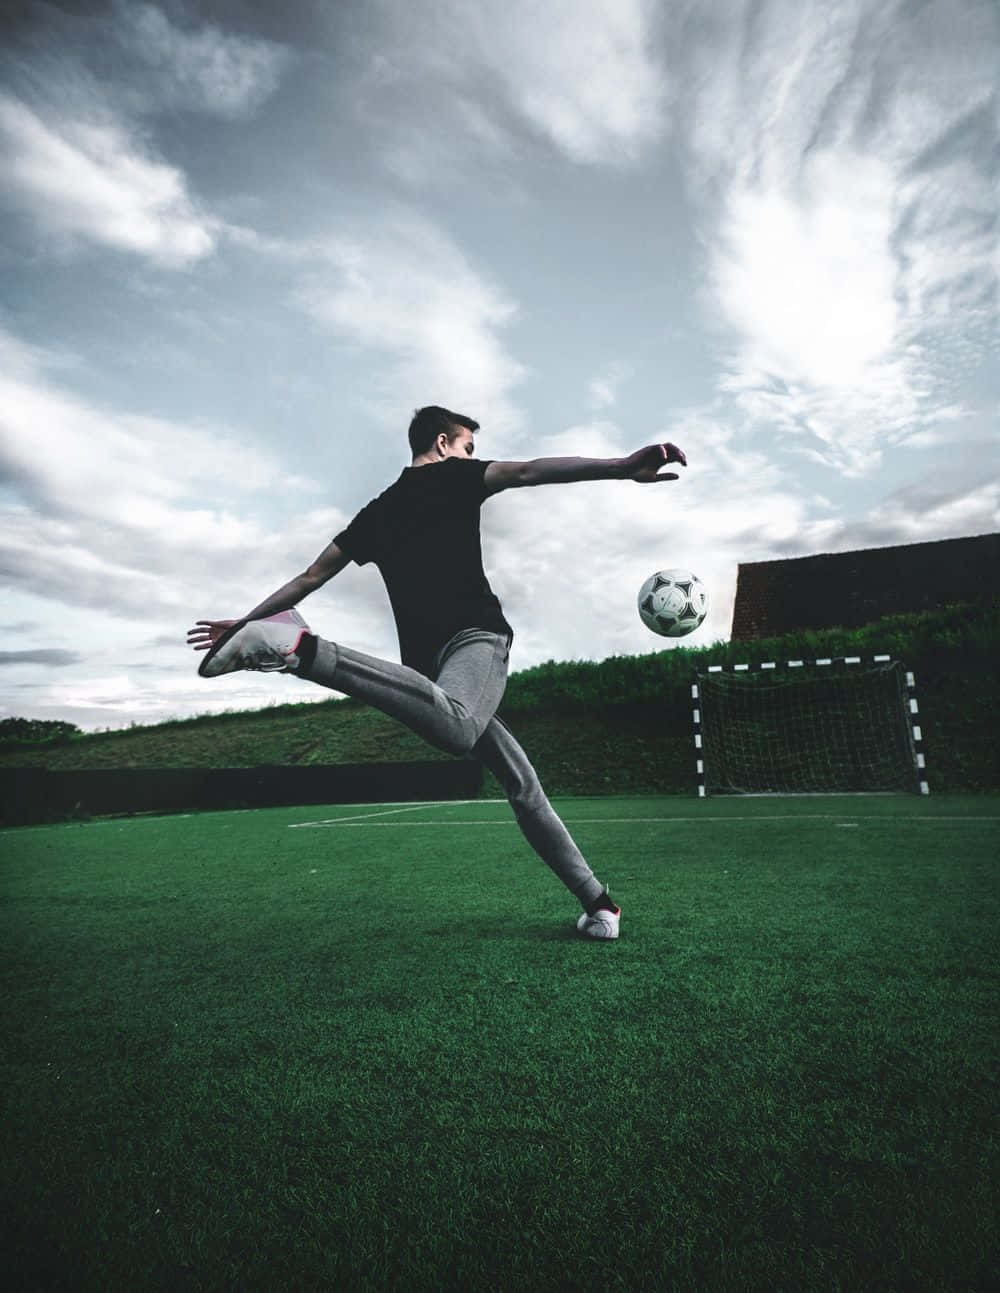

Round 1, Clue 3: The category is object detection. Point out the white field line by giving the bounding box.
[288,799,488,828]
[290,814,1000,828]
[3,810,996,840]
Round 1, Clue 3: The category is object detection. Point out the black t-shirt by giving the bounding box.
[333,457,513,677]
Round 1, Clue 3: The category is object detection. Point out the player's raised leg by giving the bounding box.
[194,615,509,758]
[298,628,510,758]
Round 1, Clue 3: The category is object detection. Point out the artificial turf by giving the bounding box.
[2,795,997,1290]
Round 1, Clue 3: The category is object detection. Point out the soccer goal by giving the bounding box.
[692,655,928,796]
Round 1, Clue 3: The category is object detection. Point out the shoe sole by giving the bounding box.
[198,619,250,678]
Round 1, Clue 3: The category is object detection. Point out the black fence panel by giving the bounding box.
[0,762,482,826]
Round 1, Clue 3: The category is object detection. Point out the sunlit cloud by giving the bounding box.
[298,213,526,440]
[467,0,667,164]
[362,0,666,177]
[672,0,998,476]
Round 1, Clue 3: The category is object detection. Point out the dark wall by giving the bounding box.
[732,532,1000,641]
[1,761,483,827]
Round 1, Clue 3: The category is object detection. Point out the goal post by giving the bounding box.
[692,655,929,796]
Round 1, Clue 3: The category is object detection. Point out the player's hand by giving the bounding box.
[621,442,686,483]
[186,619,241,652]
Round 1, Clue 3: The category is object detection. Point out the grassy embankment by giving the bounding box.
[2,601,997,794]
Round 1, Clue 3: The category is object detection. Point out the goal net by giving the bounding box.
[695,660,924,794]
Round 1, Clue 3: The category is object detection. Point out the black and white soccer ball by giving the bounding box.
[637,569,709,638]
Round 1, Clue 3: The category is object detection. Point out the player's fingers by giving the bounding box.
[655,472,679,482]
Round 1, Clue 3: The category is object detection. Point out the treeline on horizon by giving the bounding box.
[3,599,996,749]
[0,718,80,746]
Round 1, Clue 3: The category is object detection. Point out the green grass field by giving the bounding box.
[3,795,997,1291]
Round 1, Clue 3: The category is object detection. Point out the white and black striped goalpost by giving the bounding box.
[692,654,929,797]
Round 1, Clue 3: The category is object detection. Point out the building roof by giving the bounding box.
[731,532,1000,641]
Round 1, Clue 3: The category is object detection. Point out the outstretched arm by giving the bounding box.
[483,442,686,494]
[187,539,349,653]
[241,539,350,622]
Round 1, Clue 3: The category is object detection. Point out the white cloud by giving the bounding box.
[365,0,667,174]
[0,331,343,621]
[675,0,999,476]
[0,334,395,728]
[0,94,216,265]
[0,506,169,619]
[0,2,290,266]
[467,0,667,164]
[1,375,295,528]
[7,661,334,732]
[298,212,526,440]
[116,2,290,119]
[812,456,1000,553]
[896,157,997,324]
[713,156,898,391]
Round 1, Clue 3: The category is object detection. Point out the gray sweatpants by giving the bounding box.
[300,628,606,910]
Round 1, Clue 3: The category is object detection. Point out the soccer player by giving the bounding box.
[187,406,686,939]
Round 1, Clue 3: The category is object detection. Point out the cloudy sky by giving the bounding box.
[1,0,997,731]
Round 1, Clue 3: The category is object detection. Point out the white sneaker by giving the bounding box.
[576,905,620,940]
[198,610,311,678]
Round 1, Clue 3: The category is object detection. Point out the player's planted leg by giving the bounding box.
[473,717,620,938]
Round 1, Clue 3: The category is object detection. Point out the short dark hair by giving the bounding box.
[407,405,480,456]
